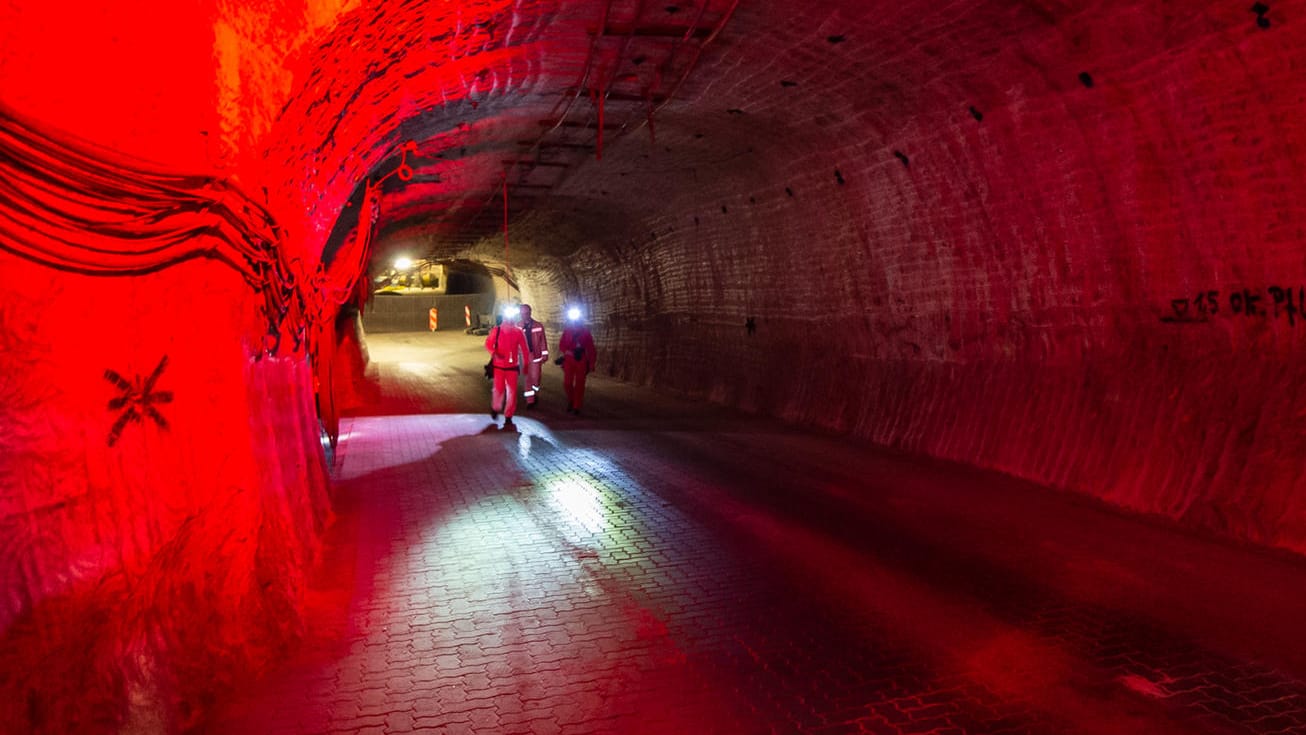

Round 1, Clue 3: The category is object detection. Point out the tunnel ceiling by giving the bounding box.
[4,0,1278,287]
[314,0,1242,273]
[299,0,1093,271]
[300,0,747,271]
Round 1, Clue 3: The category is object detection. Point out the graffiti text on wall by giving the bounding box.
[1162,287,1306,326]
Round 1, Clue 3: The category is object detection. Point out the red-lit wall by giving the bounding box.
[0,1,341,730]
[0,254,332,730]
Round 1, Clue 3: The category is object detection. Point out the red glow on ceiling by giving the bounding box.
[3,0,738,277]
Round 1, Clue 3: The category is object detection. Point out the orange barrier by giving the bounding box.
[428,308,438,331]
[464,304,471,327]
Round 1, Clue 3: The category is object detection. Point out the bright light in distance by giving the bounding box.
[567,307,581,321]
[394,257,413,270]
[502,304,521,319]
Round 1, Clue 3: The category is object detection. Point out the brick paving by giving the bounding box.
[206,332,1306,735]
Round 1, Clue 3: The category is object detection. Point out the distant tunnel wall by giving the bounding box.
[362,292,497,333]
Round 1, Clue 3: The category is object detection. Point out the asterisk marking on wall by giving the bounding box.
[103,356,173,447]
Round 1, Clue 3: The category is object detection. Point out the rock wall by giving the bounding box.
[0,255,331,732]
[507,0,1306,554]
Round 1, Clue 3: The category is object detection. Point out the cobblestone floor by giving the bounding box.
[207,332,1306,735]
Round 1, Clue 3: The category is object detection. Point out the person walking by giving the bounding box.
[519,304,549,409]
[557,307,596,415]
[485,308,529,427]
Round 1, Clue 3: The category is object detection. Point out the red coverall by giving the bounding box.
[485,322,529,419]
[558,325,596,412]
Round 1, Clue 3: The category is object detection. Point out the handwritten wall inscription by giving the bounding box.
[1162,287,1304,326]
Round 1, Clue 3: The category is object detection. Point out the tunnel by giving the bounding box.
[3,0,1306,732]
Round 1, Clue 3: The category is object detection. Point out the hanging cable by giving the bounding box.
[502,170,513,287]
[634,0,741,136]
[0,106,303,347]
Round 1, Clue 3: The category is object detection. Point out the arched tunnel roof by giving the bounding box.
[296,0,750,272]
[276,0,1281,282]
[7,0,1179,279]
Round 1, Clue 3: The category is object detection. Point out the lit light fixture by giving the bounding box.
[502,304,521,319]
[394,257,413,270]
[567,307,582,321]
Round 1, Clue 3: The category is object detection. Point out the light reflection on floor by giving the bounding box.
[544,475,609,537]
[209,371,1306,735]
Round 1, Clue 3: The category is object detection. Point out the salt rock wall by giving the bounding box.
[0,254,331,732]
[534,0,1306,554]
[0,0,344,726]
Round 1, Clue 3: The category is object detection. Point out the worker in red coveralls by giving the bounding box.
[485,305,529,428]
[519,304,548,409]
[557,306,596,415]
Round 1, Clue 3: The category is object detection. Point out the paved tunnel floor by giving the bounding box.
[207,331,1306,735]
